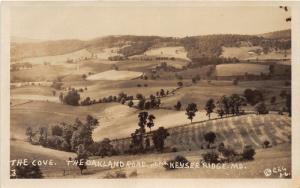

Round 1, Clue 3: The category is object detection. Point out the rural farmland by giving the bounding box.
[10,28,292,179]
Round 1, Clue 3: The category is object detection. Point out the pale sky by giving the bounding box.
[10,6,291,41]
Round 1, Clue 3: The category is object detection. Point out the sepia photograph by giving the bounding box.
[1,2,297,183]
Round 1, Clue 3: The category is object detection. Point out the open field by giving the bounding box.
[94,47,124,59]
[17,49,93,65]
[86,70,143,81]
[216,63,269,77]
[143,46,189,60]
[221,46,291,61]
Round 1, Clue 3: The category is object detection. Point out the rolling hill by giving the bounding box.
[259,29,291,39]
[11,29,291,62]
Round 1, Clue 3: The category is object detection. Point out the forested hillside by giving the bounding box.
[11,30,291,62]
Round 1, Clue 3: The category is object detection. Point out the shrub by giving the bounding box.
[242,145,256,160]
[11,163,43,179]
[164,155,190,170]
[262,140,271,148]
[202,151,219,164]
[255,102,269,114]
[128,170,138,177]
[177,81,183,87]
[51,125,63,136]
[221,147,237,158]
[171,147,178,152]
[128,100,134,107]
[104,171,127,178]
[46,135,65,150]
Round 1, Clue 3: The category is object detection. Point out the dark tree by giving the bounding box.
[63,89,80,106]
[204,131,216,149]
[185,103,198,123]
[70,115,99,150]
[270,96,277,105]
[98,138,113,157]
[144,101,151,110]
[38,127,48,145]
[25,127,35,143]
[137,99,145,110]
[205,99,215,119]
[255,102,269,115]
[229,94,245,115]
[242,145,256,160]
[177,82,183,87]
[75,144,88,175]
[286,94,291,117]
[51,125,63,136]
[135,112,148,150]
[59,92,64,103]
[136,93,144,100]
[152,127,170,152]
[138,112,148,132]
[128,100,134,107]
[174,101,182,111]
[146,114,155,132]
[160,89,165,97]
[217,95,230,117]
[149,94,156,108]
[244,89,263,106]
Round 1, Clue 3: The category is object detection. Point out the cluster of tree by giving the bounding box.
[255,102,269,115]
[98,92,134,105]
[25,115,99,153]
[135,94,161,110]
[60,89,81,106]
[189,56,239,66]
[164,155,190,170]
[10,62,33,71]
[129,112,169,154]
[108,55,128,61]
[201,143,256,164]
[136,83,148,87]
[181,34,291,59]
[215,95,246,118]
[81,97,97,106]
[243,89,264,106]
[118,41,153,57]
[280,90,291,116]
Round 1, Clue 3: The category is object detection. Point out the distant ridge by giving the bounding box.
[11,29,291,61]
[259,29,291,39]
[11,36,44,43]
